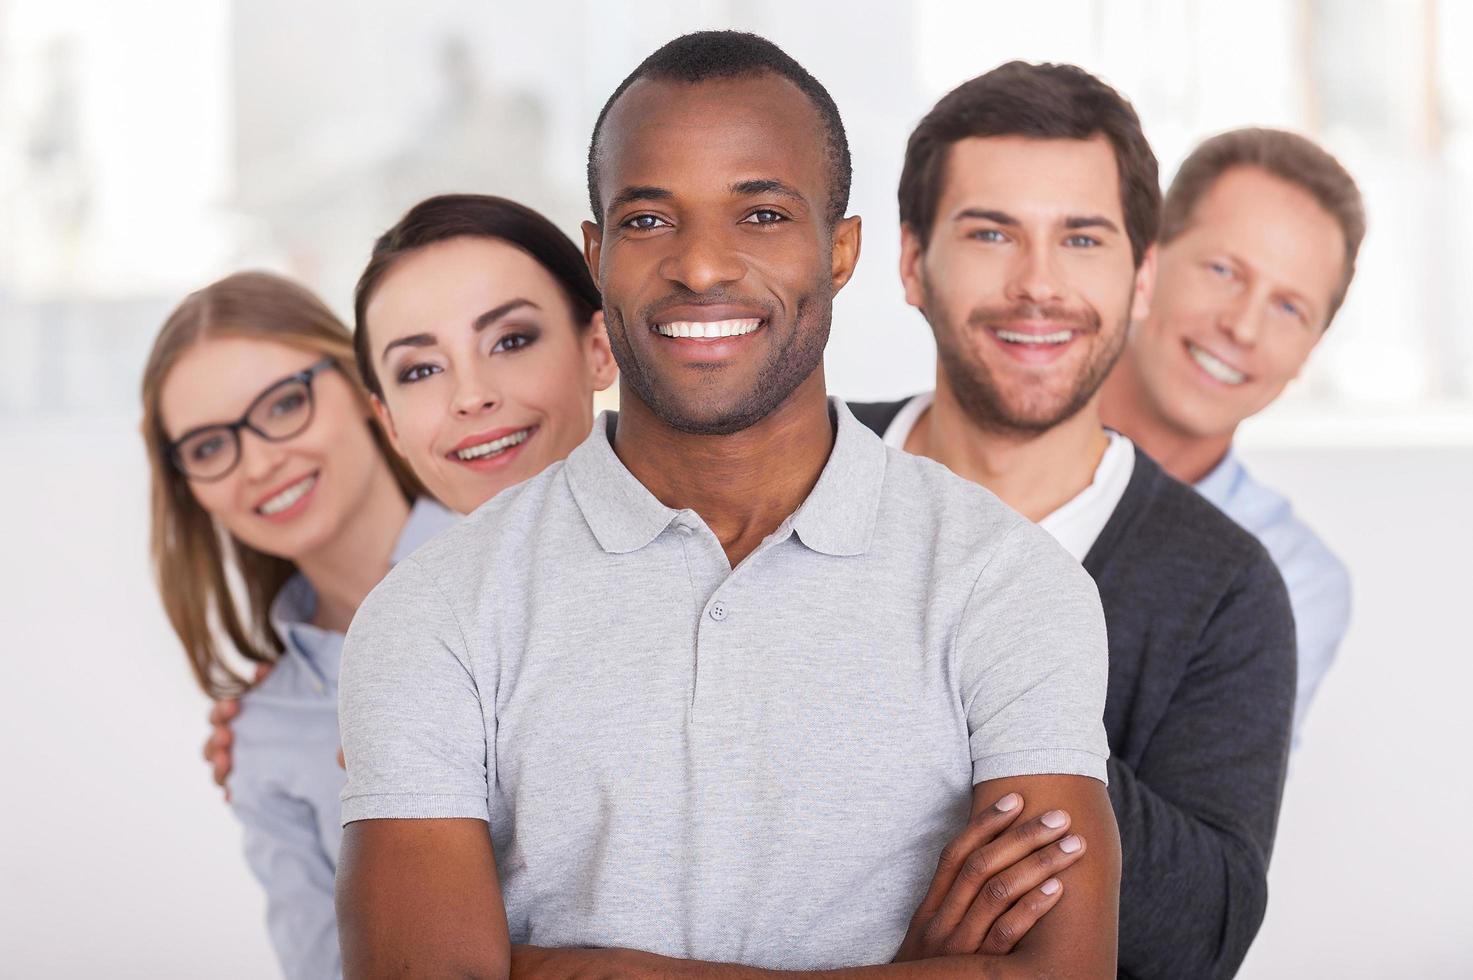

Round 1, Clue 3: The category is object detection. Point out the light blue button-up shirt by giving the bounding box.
[1196,449,1350,748]
[227,497,456,980]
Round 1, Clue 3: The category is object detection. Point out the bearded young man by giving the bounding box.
[852,63,1295,980]
[1100,128,1364,748]
[335,33,1120,980]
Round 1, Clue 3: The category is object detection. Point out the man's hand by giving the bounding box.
[204,662,273,799]
[894,793,1086,961]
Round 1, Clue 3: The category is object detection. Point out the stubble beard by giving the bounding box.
[925,279,1130,437]
[604,287,833,437]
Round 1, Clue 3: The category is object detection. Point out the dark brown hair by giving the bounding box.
[899,61,1160,267]
[1161,127,1366,324]
[141,271,424,699]
[353,194,600,398]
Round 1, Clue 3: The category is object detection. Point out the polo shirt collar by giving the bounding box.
[564,399,888,558]
[788,398,887,556]
[565,413,681,554]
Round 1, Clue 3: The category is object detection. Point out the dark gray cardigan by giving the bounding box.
[851,399,1296,980]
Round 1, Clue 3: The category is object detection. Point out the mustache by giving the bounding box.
[637,287,777,325]
[966,302,1100,332]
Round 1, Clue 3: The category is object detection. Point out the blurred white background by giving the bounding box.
[1,1,1469,977]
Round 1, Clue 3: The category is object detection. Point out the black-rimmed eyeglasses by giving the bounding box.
[167,358,338,482]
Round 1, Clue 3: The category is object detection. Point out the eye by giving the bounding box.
[397,363,442,384]
[492,332,535,353]
[967,228,1007,243]
[1208,261,1235,279]
[622,214,669,231]
[1277,298,1305,321]
[742,209,787,225]
[1064,234,1101,248]
[267,390,307,417]
[190,434,226,461]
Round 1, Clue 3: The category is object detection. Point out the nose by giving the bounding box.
[238,429,288,482]
[658,222,746,295]
[451,371,500,418]
[1218,291,1267,348]
[1004,239,1065,307]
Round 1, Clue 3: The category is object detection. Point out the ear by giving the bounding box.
[582,220,604,284]
[584,310,619,392]
[898,224,928,310]
[829,214,862,293]
[1129,243,1158,324]
[369,393,407,460]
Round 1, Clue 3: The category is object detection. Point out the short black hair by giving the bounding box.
[899,61,1160,267]
[587,30,851,226]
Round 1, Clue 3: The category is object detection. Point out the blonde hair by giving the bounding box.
[140,271,423,699]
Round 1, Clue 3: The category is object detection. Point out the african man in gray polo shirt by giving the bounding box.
[336,32,1120,979]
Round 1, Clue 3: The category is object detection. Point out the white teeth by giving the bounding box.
[1188,343,1246,385]
[995,328,1074,345]
[258,474,317,516]
[653,318,762,339]
[455,428,531,461]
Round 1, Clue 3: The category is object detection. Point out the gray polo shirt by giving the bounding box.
[339,398,1108,970]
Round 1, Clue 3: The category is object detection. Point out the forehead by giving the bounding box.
[1175,166,1345,290]
[937,134,1123,221]
[367,236,568,337]
[596,73,829,209]
[159,335,322,437]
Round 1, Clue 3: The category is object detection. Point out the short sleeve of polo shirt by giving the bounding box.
[338,556,491,824]
[957,520,1110,785]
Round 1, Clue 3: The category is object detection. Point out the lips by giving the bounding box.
[653,318,762,339]
[445,425,537,468]
[1185,340,1248,385]
[254,471,318,517]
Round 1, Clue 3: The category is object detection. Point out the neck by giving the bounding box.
[1098,351,1233,485]
[613,372,835,568]
[907,373,1110,523]
[294,465,411,634]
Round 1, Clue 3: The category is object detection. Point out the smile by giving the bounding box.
[993,328,1075,346]
[1187,341,1247,385]
[256,473,317,516]
[653,318,762,339]
[454,428,532,461]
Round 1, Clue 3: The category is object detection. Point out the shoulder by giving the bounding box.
[1222,464,1349,593]
[1115,449,1279,576]
[846,398,910,437]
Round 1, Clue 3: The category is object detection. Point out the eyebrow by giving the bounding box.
[380,298,541,363]
[954,208,1122,235]
[607,185,672,212]
[474,297,540,332]
[731,178,808,205]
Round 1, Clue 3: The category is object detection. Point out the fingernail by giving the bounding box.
[1060,835,1082,853]
[1041,810,1067,829]
[1041,878,1062,895]
[995,793,1020,811]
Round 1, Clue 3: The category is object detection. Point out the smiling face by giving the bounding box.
[159,336,385,561]
[584,73,860,436]
[900,135,1152,435]
[363,235,617,514]
[1127,166,1345,439]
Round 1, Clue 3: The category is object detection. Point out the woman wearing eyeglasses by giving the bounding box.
[140,271,457,980]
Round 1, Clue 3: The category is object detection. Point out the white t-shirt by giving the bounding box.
[881,391,1136,562]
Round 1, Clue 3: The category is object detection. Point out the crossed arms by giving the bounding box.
[336,772,1120,980]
